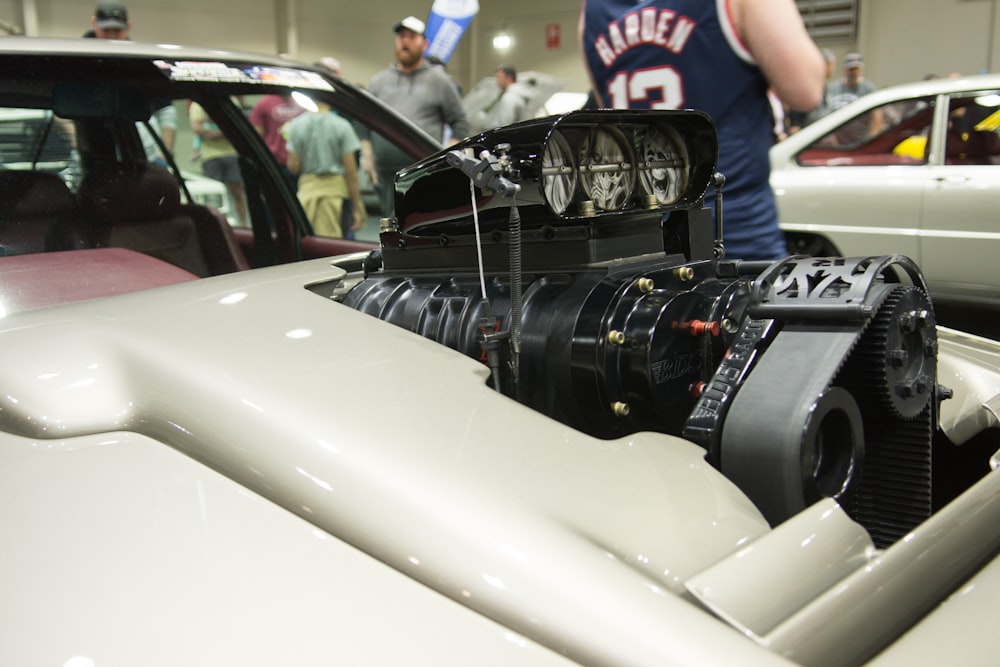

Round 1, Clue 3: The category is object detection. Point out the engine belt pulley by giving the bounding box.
[719,323,867,525]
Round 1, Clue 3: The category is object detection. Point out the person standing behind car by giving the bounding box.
[84,0,128,39]
[249,93,305,189]
[364,16,470,216]
[827,53,877,112]
[189,101,248,227]
[580,0,825,261]
[285,99,365,239]
[827,52,882,144]
[83,1,177,161]
[475,64,531,132]
[314,56,363,239]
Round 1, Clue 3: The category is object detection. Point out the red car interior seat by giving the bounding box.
[0,171,87,256]
[77,161,248,276]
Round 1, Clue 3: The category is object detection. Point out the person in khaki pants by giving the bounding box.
[285,100,365,239]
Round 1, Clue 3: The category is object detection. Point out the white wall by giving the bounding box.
[857,0,1000,85]
[2,0,998,93]
[469,3,584,92]
[36,0,277,48]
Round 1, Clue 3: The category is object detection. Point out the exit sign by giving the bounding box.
[546,23,560,49]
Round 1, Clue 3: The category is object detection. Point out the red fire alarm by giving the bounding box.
[546,23,560,49]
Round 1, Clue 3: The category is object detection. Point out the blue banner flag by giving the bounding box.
[424,0,479,63]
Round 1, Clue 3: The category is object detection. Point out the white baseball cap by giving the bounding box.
[393,16,426,35]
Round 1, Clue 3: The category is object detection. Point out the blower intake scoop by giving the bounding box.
[379,109,719,273]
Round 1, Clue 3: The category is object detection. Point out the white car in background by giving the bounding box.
[771,74,1000,307]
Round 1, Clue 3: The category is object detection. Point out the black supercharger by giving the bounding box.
[337,110,946,545]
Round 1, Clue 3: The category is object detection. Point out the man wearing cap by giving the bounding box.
[828,53,877,111]
[364,15,470,216]
[827,52,881,144]
[82,2,176,159]
[86,1,130,39]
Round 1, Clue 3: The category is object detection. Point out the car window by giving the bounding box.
[944,91,1000,165]
[796,96,936,167]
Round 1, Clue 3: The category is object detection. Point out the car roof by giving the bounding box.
[879,72,1000,97]
[0,35,339,102]
[826,72,1000,112]
[0,35,297,67]
[0,35,440,170]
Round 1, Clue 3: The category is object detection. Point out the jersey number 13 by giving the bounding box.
[606,67,683,109]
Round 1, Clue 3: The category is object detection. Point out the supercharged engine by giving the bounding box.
[337,110,945,546]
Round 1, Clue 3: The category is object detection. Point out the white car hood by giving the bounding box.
[0,257,781,666]
[5,256,999,666]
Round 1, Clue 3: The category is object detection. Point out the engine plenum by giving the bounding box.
[337,110,945,544]
[344,254,749,439]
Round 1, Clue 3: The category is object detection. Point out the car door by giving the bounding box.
[918,90,1000,306]
[773,97,934,262]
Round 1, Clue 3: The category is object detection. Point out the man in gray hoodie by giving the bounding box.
[365,15,470,215]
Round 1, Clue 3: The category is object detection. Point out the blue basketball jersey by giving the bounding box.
[581,0,786,260]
